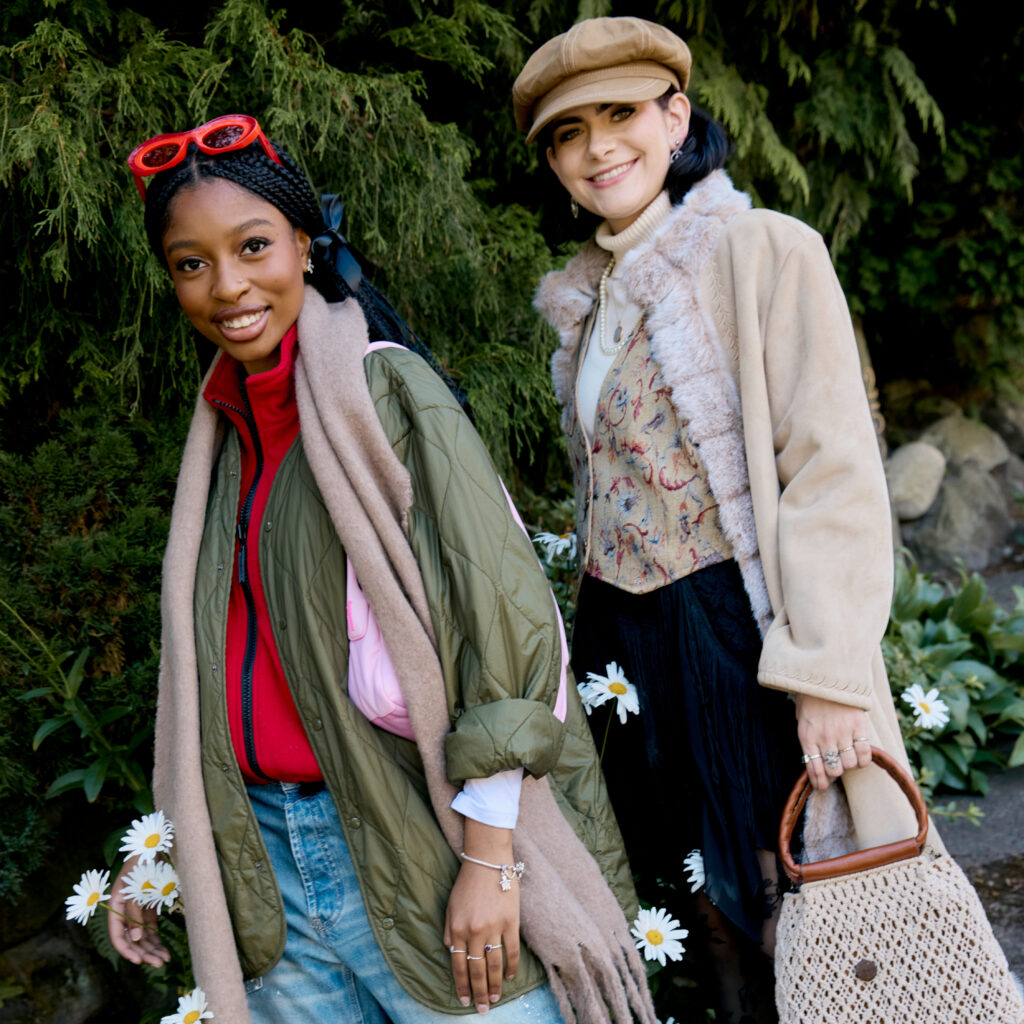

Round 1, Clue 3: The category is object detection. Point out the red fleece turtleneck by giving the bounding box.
[203,325,321,783]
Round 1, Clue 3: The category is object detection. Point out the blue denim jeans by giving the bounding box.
[245,782,564,1023]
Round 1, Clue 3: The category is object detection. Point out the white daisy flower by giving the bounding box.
[901,683,950,730]
[683,849,705,893]
[582,662,639,724]
[631,906,688,966]
[119,810,175,865]
[65,869,111,925]
[159,987,213,1024]
[148,861,181,914]
[532,530,577,563]
[119,861,162,908]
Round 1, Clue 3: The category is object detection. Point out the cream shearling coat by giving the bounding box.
[535,170,932,857]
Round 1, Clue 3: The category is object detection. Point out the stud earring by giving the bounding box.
[570,196,579,219]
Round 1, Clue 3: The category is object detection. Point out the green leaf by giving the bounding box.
[65,648,89,698]
[32,715,71,750]
[45,769,88,799]
[1009,732,1024,768]
[82,759,108,803]
[17,687,53,701]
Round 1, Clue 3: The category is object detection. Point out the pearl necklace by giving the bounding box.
[597,255,640,356]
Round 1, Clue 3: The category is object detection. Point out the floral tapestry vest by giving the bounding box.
[566,321,733,593]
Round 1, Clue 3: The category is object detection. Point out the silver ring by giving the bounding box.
[466,954,484,960]
[801,753,822,764]
[484,943,503,953]
[449,946,466,954]
[823,749,842,770]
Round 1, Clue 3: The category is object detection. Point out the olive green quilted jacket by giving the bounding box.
[192,347,634,1013]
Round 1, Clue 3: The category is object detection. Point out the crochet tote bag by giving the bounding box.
[775,748,1024,1024]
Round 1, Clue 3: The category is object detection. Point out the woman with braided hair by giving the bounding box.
[106,116,657,1024]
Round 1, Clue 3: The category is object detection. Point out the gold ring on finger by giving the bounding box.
[838,745,854,753]
[854,737,870,744]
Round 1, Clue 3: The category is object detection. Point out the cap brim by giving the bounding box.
[527,73,677,143]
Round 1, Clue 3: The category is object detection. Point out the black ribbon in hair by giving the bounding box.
[311,194,363,294]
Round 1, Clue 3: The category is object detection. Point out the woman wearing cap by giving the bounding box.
[514,17,928,1022]
[104,114,659,1024]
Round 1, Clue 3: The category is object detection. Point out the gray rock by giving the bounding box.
[0,923,107,1024]
[919,413,1010,471]
[901,460,1012,572]
[886,442,947,521]
[982,398,1024,458]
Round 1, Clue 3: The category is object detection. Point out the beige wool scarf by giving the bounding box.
[153,286,656,1024]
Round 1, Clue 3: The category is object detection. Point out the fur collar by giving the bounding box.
[536,170,750,409]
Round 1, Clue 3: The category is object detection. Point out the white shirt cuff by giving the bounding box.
[450,767,523,829]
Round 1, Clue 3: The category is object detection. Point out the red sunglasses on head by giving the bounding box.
[126,114,281,200]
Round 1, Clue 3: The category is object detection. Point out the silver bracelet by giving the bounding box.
[459,852,525,892]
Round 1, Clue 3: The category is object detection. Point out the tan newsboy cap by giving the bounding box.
[513,17,691,143]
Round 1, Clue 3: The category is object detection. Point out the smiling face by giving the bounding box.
[161,177,311,375]
[546,94,690,233]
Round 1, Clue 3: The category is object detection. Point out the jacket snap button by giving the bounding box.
[211,663,218,673]
[217,562,224,572]
[264,521,272,532]
[221,763,230,773]
[278,619,287,630]
[312,717,323,730]
[854,959,877,982]
[350,817,361,829]
[381,917,394,929]
[254,861,263,870]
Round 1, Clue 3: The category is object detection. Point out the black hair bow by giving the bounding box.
[311,194,363,294]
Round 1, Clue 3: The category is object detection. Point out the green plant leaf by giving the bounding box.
[45,768,88,799]
[82,759,108,803]
[31,715,71,750]
[64,648,90,698]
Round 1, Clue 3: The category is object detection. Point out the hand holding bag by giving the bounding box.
[774,747,1024,1023]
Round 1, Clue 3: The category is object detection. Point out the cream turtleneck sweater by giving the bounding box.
[576,192,673,436]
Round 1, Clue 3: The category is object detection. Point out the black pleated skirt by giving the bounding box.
[571,559,801,942]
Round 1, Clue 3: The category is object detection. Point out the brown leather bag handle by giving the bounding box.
[778,746,930,885]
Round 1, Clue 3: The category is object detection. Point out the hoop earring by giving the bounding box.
[570,196,579,219]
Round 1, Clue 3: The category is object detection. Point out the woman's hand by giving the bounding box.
[106,856,171,967]
[444,819,521,1015]
[795,694,872,791]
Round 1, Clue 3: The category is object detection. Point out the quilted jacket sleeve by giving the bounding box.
[746,222,893,709]
[365,348,568,781]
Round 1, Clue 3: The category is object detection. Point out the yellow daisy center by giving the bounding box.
[144,833,161,848]
[161,881,176,896]
[87,892,100,907]
[609,682,627,695]
[920,701,931,713]
[142,881,155,890]
[645,928,664,946]
[184,1013,200,1024]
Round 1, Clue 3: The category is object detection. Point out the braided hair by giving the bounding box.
[144,139,467,407]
